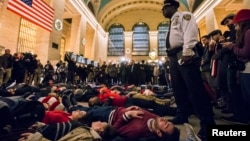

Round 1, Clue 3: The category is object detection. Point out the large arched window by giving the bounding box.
[132,22,149,56]
[158,21,169,56]
[108,23,125,56]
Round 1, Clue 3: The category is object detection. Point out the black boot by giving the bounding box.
[62,95,72,110]
[69,93,78,106]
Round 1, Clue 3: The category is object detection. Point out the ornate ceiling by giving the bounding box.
[83,0,204,31]
[65,0,243,32]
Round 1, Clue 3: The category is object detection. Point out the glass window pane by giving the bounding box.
[157,21,169,56]
[132,22,149,56]
[108,24,125,56]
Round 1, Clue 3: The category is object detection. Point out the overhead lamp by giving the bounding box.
[149,50,157,60]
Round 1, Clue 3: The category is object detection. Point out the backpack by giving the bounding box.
[11,101,45,129]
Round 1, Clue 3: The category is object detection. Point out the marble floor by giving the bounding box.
[171,107,241,141]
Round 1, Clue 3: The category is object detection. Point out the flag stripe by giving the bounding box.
[35,0,54,17]
[34,0,54,20]
[8,1,52,31]
[7,4,51,31]
[7,0,54,32]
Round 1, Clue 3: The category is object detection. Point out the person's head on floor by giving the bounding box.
[71,110,86,121]
[91,121,117,140]
[162,0,179,19]
[88,96,103,107]
[153,117,180,141]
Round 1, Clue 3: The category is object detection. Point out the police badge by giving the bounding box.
[183,14,191,21]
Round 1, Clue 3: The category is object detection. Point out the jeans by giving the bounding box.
[240,73,250,121]
[0,96,26,111]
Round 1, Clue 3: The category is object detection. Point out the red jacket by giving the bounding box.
[98,88,122,102]
[42,110,71,124]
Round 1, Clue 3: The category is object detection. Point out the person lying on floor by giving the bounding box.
[0,83,40,97]
[66,104,201,141]
[18,120,116,141]
[95,84,173,104]
[0,93,84,125]
[84,84,175,116]
[93,84,172,105]
[82,105,180,140]
[61,94,177,140]
[88,95,176,116]
[61,88,175,117]
[0,91,65,112]
[42,108,86,124]
[61,93,201,141]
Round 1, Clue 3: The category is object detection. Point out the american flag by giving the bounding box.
[7,0,54,32]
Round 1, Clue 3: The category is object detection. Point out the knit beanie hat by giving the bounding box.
[38,96,65,111]
[232,9,250,24]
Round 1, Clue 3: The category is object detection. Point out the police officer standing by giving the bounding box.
[162,0,215,140]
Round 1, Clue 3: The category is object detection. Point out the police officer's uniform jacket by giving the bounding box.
[167,11,198,56]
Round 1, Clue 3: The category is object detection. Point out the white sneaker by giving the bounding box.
[184,123,201,141]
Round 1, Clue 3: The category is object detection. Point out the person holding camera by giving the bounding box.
[221,9,250,124]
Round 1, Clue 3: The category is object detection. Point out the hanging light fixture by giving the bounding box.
[149,50,157,60]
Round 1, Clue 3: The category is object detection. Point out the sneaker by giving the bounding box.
[62,95,72,110]
[221,116,248,125]
[184,123,201,141]
[169,116,188,125]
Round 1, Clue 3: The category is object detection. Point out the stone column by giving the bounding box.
[205,9,218,34]
[243,0,250,8]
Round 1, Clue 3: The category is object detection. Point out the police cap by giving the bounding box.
[163,0,180,8]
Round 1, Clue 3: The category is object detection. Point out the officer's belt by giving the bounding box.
[166,47,183,57]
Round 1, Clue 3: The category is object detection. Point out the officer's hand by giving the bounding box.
[181,56,193,64]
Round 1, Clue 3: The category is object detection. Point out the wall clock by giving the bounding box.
[54,19,63,31]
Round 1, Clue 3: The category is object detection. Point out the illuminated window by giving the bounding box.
[17,18,37,53]
[158,21,169,56]
[108,23,125,56]
[132,22,149,56]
